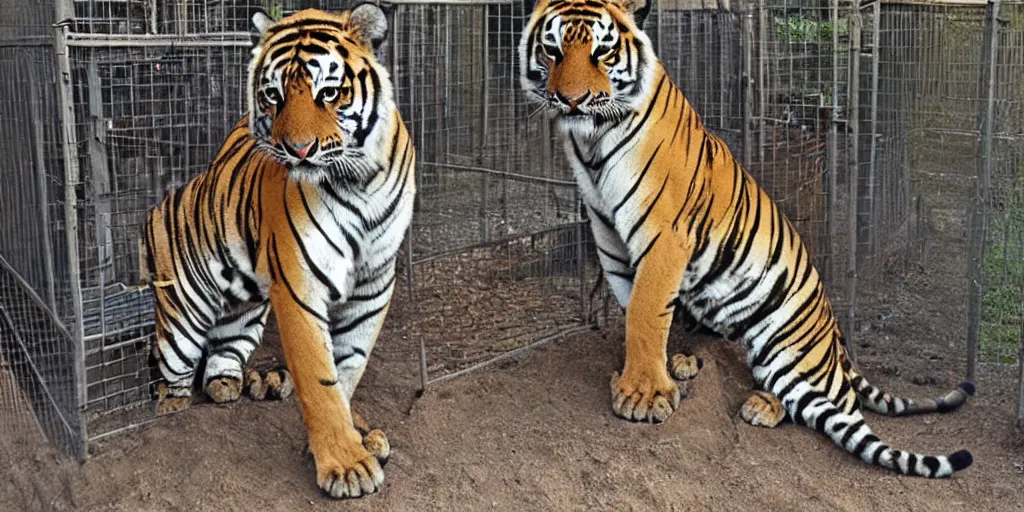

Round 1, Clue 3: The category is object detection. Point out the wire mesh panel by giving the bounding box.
[2,0,1023,458]
[385,1,592,382]
[59,40,254,439]
[0,1,69,323]
[977,0,1024,368]
[0,256,85,460]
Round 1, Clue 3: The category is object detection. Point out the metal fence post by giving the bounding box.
[1018,297,1024,427]
[756,0,766,165]
[655,0,663,51]
[844,6,862,356]
[478,6,491,243]
[390,5,427,395]
[866,1,880,260]
[740,4,753,164]
[826,0,840,288]
[965,0,1001,383]
[52,15,90,461]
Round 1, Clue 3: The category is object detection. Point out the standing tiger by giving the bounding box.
[140,4,412,498]
[519,0,975,477]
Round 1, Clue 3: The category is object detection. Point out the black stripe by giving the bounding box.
[613,142,662,215]
[348,275,396,302]
[626,174,669,244]
[270,235,330,325]
[632,232,661,268]
[334,346,368,366]
[285,189,343,302]
[591,75,668,171]
[852,433,880,458]
[840,419,865,447]
[330,306,386,337]
[210,345,248,365]
[813,405,840,432]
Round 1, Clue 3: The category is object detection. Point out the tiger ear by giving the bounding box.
[623,0,651,30]
[350,2,389,50]
[251,8,275,36]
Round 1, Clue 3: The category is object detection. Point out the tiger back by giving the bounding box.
[141,4,414,499]
[519,0,974,478]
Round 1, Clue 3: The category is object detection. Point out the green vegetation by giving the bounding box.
[772,15,848,43]
[979,169,1024,365]
[261,1,285,20]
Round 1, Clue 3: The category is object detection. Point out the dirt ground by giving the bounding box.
[5,277,1024,511]
[4,203,1024,512]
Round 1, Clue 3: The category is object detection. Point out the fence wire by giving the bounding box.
[0,0,1022,459]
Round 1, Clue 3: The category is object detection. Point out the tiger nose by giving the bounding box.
[551,90,591,109]
[285,139,317,160]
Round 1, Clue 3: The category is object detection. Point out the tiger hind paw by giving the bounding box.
[739,391,786,428]
[205,375,243,404]
[669,353,703,381]
[244,368,294,401]
[154,382,193,415]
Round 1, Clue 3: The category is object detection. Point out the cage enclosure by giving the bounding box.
[0,0,1021,461]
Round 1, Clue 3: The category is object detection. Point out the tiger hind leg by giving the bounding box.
[739,390,786,428]
[203,302,270,404]
[152,314,206,415]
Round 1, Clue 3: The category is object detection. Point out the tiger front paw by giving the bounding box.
[610,370,682,423]
[309,432,385,499]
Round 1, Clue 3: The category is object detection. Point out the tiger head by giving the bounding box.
[248,4,393,184]
[519,0,656,128]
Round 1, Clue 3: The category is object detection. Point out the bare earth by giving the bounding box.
[5,220,1024,511]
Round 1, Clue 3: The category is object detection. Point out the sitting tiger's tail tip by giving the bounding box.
[935,380,975,413]
[949,449,973,472]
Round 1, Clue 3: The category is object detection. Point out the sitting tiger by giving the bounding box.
[518,0,975,478]
[140,4,413,498]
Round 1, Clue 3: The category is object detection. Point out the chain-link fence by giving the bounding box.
[1,0,1022,461]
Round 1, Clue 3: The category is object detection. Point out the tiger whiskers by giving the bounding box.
[527,104,548,120]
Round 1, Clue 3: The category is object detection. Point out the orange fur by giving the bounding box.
[144,5,413,498]
[520,0,975,478]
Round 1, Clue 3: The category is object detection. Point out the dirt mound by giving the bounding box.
[5,316,1022,511]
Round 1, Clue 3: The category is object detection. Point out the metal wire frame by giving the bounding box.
[1,0,1023,461]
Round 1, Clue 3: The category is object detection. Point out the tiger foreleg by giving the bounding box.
[271,277,383,499]
[611,233,691,423]
[739,390,786,428]
[330,275,395,466]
